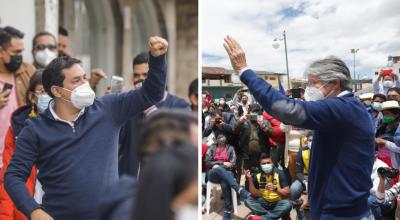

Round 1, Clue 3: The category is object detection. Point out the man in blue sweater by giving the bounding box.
[5,36,168,220]
[223,36,374,220]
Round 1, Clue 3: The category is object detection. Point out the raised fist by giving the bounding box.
[148,36,168,57]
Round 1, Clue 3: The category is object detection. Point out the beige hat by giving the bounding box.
[381,100,400,111]
[359,93,374,100]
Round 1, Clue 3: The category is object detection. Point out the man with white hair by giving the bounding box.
[223,35,374,220]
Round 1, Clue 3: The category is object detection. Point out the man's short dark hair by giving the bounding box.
[259,153,271,161]
[387,87,400,96]
[373,93,386,102]
[0,26,24,48]
[249,103,262,113]
[58,26,69,36]
[32,31,56,48]
[42,56,81,98]
[132,52,149,68]
[188,78,198,97]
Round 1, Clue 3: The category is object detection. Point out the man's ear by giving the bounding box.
[332,79,341,91]
[51,85,62,98]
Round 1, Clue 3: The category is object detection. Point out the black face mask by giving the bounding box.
[4,55,23,73]
[58,50,70,58]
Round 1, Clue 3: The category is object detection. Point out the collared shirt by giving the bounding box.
[337,90,351,97]
[48,100,85,127]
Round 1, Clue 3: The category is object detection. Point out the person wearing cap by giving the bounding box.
[223,35,374,219]
[373,69,400,95]
[375,100,400,169]
[359,92,374,109]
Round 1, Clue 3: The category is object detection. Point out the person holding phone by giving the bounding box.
[0,26,36,171]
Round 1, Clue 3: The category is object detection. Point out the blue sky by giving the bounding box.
[201,0,400,79]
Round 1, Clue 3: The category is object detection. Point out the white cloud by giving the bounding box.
[202,0,400,79]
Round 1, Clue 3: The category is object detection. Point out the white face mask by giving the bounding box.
[35,49,57,67]
[174,205,198,220]
[383,80,394,88]
[59,82,95,109]
[304,83,333,101]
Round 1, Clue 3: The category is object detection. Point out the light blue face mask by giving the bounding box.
[372,102,383,111]
[261,164,273,174]
[37,94,52,110]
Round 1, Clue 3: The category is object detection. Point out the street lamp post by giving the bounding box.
[350,48,359,91]
[273,30,290,89]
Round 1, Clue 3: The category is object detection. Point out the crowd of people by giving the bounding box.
[0,25,198,220]
[201,35,400,220]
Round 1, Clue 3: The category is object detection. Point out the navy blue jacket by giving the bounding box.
[4,54,167,220]
[240,69,374,219]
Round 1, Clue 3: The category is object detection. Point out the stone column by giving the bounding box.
[35,0,59,39]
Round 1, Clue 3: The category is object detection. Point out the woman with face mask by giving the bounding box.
[0,70,51,220]
[371,94,386,131]
[375,100,400,170]
[204,134,251,220]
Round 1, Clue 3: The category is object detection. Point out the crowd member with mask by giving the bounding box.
[204,104,216,128]
[375,101,400,169]
[233,104,271,174]
[244,153,291,220]
[218,97,230,112]
[31,32,58,69]
[387,87,400,103]
[280,123,309,182]
[376,165,400,206]
[4,36,168,220]
[205,134,251,220]
[359,92,374,115]
[262,112,285,168]
[118,52,190,177]
[237,94,249,116]
[371,94,386,131]
[130,52,190,110]
[290,132,312,220]
[373,71,400,95]
[368,150,392,220]
[0,70,49,220]
[203,112,234,145]
[224,36,374,219]
[0,26,35,172]
[58,26,72,58]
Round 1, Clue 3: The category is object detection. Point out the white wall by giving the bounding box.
[0,0,36,63]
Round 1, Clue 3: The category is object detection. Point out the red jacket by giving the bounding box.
[263,112,285,145]
[0,106,37,220]
[202,144,209,172]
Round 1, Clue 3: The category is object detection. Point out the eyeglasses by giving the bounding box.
[34,44,57,51]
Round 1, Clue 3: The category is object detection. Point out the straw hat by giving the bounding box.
[381,100,400,111]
